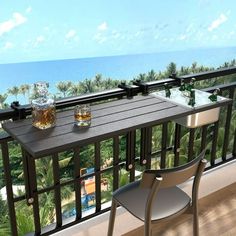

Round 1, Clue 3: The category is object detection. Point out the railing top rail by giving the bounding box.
[177,66,236,82]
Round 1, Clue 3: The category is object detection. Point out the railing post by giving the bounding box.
[222,88,234,161]
[210,121,219,166]
[113,136,120,191]
[188,128,195,162]
[201,125,208,151]
[74,147,82,220]
[52,153,62,227]
[126,130,136,182]
[160,122,168,168]
[27,151,41,235]
[140,127,152,169]
[1,141,18,236]
[174,123,181,166]
[95,142,101,212]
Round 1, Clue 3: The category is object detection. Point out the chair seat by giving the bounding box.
[113,181,191,221]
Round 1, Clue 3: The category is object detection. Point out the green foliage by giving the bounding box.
[0,94,8,109]
[0,195,10,235]
[0,224,11,236]
[19,84,30,104]
[166,62,177,76]
[119,169,129,187]
[56,81,72,97]
[80,144,95,169]
[7,86,19,101]
[16,208,34,236]
[0,193,10,234]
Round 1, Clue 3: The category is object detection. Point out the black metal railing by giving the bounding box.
[0,66,235,236]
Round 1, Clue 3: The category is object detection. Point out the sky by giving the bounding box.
[0,0,235,64]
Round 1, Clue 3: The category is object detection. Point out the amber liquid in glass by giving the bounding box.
[74,112,91,121]
[32,106,56,129]
[74,112,91,126]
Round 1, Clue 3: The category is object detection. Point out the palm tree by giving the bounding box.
[103,78,116,89]
[94,74,103,87]
[79,79,95,93]
[8,86,19,101]
[166,62,177,77]
[69,84,81,96]
[223,62,230,68]
[179,66,190,75]
[0,94,8,109]
[135,73,147,82]
[56,81,72,97]
[191,62,198,73]
[146,69,157,81]
[19,84,30,104]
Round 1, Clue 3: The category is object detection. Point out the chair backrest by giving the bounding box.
[141,150,206,189]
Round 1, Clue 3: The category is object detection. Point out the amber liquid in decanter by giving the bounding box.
[31,82,56,129]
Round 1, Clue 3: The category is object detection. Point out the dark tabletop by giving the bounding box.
[2,94,231,158]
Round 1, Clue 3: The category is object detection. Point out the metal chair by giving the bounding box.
[107,151,207,236]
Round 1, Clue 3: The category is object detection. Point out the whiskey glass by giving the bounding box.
[74,104,91,127]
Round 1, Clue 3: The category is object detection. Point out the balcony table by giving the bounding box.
[3,94,231,158]
[2,93,231,235]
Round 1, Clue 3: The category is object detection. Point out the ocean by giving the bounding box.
[0,46,236,104]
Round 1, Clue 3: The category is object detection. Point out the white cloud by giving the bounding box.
[134,31,143,37]
[97,22,108,31]
[94,22,108,43]
[65,29,77,39]
[33,35,45,47]
[208,14,227,31]
[162,38,168,42]
[0,12,27,36]
[186,23,194,33]
[111,30,120,39]
[13,13,26,25]
[179,34,187,40]
[26,6,32,13]
[36,35,45,43]
[93,32,107,44]
[4,42,14,49]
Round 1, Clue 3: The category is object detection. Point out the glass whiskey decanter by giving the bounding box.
[31,82,56,129]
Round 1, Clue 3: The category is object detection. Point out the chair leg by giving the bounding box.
[107,199,118,236]
[144,219,152,236]
[193,211,199,236]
